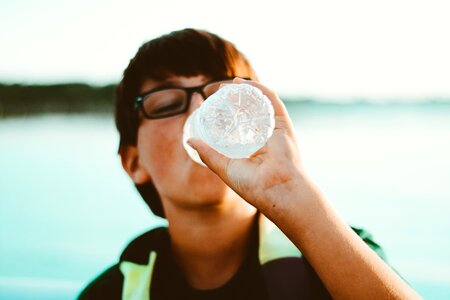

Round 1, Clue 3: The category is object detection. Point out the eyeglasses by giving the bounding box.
[134,78,250,119]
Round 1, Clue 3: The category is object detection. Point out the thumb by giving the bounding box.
[187,138,231,181]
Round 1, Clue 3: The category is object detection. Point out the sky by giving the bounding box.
[0,0,449,100]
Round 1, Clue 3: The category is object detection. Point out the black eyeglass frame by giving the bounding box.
[134,77,251,119]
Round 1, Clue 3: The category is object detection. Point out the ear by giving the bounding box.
[119,145,152,184]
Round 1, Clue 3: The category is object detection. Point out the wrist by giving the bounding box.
[260,170,324,224]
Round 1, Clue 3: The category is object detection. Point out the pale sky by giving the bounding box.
[0,0,449,100]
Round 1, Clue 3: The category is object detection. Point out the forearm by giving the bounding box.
[263,175,421,300]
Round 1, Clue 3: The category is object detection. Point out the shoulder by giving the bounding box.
[77,264,123,300]
[77,227,167,299]
[258,219,387,300]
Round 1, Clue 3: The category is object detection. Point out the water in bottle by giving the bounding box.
[183,83,275,166]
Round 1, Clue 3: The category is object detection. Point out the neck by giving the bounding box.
[164,197,258,290]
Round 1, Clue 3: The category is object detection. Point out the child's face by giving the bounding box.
[134,75,240,213]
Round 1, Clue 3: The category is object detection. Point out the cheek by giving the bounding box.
[136,118,186,178]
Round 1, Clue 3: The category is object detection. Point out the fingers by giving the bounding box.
[186,138,231,182]
[233,77,290,118]
[233,77,297,139]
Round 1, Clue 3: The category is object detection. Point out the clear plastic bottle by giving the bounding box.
[183,83,275,166]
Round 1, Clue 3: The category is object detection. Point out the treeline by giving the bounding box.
[0,83,117,117]
[2,83,449,118]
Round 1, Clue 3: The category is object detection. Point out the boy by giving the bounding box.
[79,28,419,299]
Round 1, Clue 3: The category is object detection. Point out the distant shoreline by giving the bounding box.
[0,83,116,117]
[1,83,449,117]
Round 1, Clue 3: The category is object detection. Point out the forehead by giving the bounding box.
[139,75,210,94]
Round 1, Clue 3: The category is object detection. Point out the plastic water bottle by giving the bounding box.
[183,83,275,166]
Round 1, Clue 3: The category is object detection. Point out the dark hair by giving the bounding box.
[115,28,257,218]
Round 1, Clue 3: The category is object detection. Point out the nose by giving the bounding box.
[188,91,206,114]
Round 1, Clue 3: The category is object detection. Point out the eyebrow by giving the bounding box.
[153,77,211,90]
[162,78,182,86]
[138,76,226,97]
[138,79,178,96]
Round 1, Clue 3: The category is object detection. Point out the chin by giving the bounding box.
[173,190,226,212]
[178,155,240,205]
[185,178,237,206]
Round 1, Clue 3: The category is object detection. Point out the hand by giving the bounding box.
[187,77,306,216]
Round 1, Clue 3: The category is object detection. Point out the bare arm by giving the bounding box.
[187,77,421,299]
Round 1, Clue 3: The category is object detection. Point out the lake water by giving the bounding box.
[1,102,449,299]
